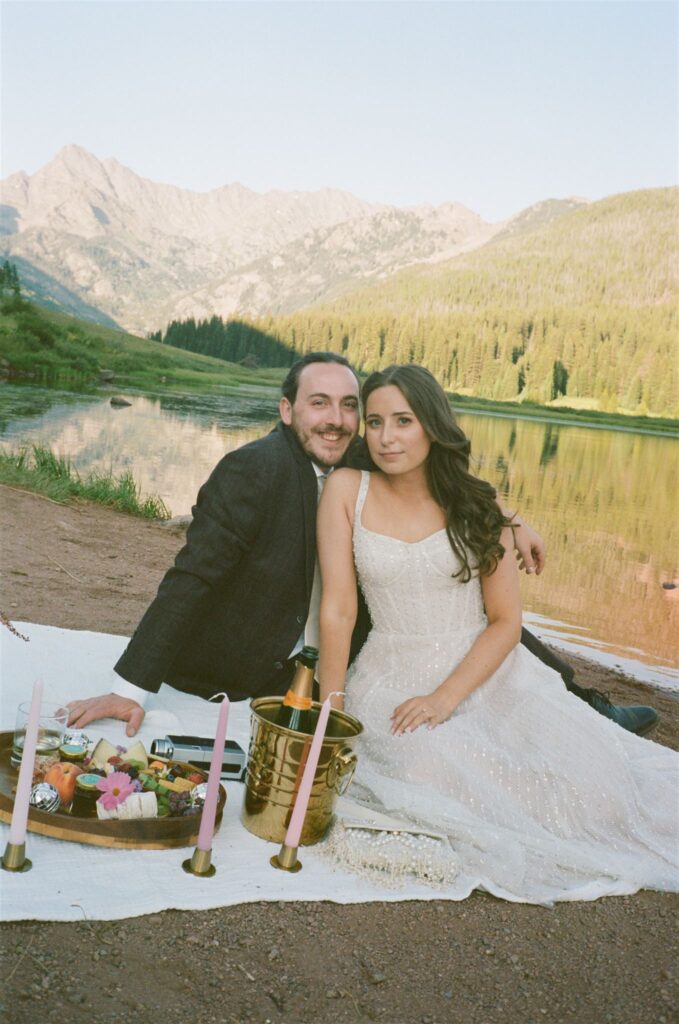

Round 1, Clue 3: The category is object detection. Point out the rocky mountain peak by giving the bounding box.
[41,144,112,183]
[0,144,592,333]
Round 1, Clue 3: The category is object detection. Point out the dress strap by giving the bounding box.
[353,470,371,530]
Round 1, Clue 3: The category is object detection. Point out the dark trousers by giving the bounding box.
[520,627,591,699]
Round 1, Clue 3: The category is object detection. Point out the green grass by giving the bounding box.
[0,296,287,394]
[0,445,171,519]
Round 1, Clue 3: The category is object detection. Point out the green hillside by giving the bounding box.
[0,294,286,392]
[259,188,678,417]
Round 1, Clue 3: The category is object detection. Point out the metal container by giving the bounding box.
[29,782,61,813]
[241,697,363,846]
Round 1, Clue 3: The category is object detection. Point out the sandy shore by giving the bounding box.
[1,484,677,1024]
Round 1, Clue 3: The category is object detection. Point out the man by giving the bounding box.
[67,353,657,738]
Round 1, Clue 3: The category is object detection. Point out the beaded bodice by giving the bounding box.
[352,471,486,637]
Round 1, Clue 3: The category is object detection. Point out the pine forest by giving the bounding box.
[158,188,678,419]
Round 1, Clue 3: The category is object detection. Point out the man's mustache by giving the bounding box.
[313,425,353,437]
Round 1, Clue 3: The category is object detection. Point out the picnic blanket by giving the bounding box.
[0,622,449,921]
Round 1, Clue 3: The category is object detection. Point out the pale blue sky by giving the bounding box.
[1,1,676,220]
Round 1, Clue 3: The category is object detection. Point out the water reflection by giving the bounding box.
[1,384,677,684]
[458,411,679,682]
[0,384,279,514]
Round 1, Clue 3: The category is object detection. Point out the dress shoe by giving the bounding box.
[586,689,658,736]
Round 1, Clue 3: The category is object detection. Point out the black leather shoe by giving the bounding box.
[587,689,658,736]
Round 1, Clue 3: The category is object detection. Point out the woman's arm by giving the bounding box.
[317,470,361,710]
[391,526,522,734]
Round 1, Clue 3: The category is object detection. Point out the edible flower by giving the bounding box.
[96,771,135,810]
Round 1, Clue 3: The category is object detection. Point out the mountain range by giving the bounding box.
[1,145,587,333]
[260,187,677,416]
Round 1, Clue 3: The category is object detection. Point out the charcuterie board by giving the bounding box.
[0,732,226,850]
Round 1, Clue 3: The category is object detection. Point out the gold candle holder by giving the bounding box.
[1,841,32,873]
[270,841,302,872]
[182,846,216,877]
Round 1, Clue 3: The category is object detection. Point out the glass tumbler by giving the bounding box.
[11,700,69,768]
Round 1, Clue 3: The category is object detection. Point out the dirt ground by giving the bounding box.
[1,483,677,1024]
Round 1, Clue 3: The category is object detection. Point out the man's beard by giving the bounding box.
[296,423,355,469]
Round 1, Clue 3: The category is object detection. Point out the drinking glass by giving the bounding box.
[11,700,69,768]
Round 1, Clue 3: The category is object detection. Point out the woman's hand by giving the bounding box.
[390,692,457,736]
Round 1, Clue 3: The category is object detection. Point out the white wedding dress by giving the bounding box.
[328,472,679,904]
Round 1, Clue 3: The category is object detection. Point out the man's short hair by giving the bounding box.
[281,352,358,404]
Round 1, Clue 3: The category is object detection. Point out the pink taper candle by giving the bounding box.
[196,697,229,852]
[284,696,331,849]
[9,678,44,845]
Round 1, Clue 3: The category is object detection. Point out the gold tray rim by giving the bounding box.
[0,732,226,850]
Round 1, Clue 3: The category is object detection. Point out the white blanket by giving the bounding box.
[0,622,444,921]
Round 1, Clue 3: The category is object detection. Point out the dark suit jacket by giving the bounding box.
[114,423,370,702]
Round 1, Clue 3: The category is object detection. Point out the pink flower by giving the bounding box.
[96,771,135,810]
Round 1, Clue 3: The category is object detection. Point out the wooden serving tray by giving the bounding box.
[0,732,226,850]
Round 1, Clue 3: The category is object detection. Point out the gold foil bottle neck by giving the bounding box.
[281,646,318,709]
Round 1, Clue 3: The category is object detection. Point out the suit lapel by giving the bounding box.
[278,423,318,600]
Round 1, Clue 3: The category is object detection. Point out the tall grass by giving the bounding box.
[0,445,170,519]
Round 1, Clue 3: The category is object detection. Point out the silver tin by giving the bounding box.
[62,729,90,748]
[190,782,209,808]
[29,783,61,813]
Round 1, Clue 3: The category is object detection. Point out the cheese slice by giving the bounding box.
[89,739,119,769]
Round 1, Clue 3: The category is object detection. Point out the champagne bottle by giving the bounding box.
[276,645,318,733]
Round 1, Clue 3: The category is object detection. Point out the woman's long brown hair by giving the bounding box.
[361,364,508,581]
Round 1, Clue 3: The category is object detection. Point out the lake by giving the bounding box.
[1,382,677,687]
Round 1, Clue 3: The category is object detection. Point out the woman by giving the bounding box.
[317,364,678,903]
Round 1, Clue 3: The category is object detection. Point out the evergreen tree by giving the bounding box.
[0,260,21,295]
[551,360,569,399]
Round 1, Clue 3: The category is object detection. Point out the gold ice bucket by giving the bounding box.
[241,696,363,846]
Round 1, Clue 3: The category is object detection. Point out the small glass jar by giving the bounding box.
[59,730,90,763]
[59,742,88,763]
[71,773,103,817]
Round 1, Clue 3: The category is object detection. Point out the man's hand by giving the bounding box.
[67,695,145,738]
[508,516,546,575]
